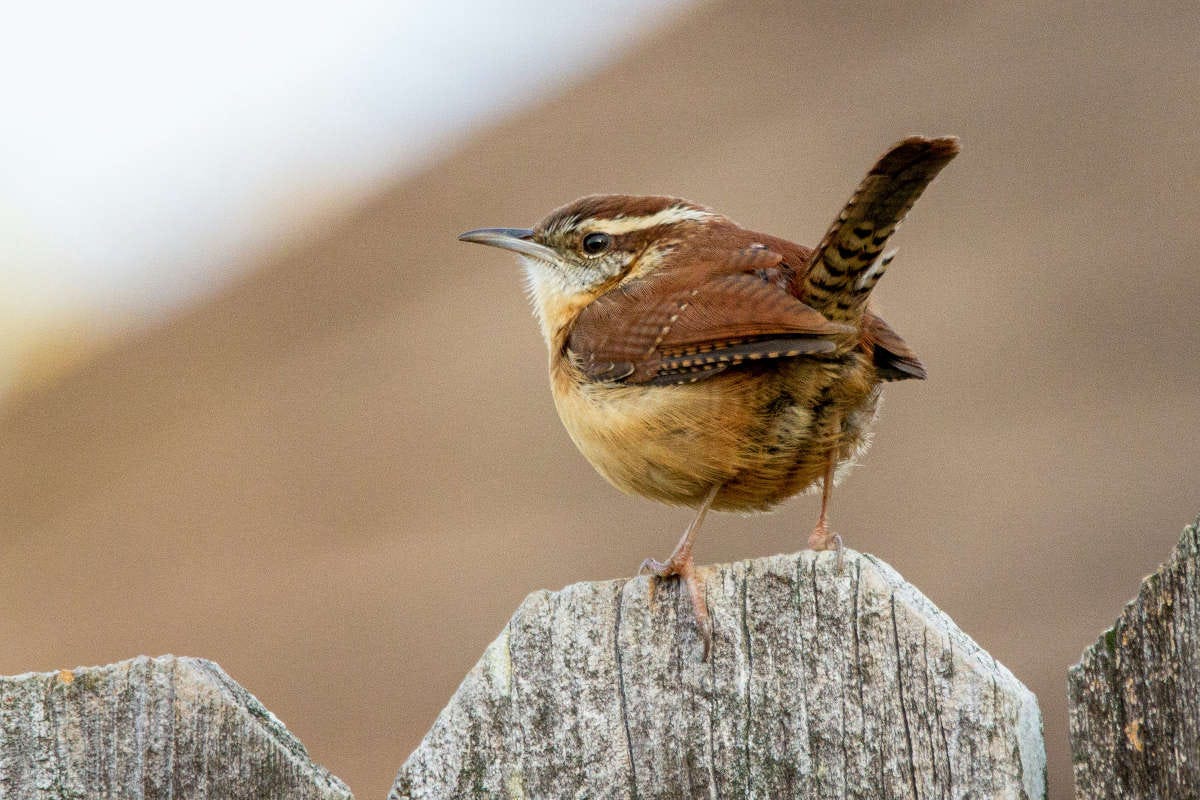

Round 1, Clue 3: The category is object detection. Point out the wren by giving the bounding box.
[460,136,959,658]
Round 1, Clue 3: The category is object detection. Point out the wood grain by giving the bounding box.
[392,549,1045,799]
[0,655,352,800]
[1068,516,1200,799]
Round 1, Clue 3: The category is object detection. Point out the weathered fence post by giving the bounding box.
[0,551,1049,799]
[0,654,351,799]
[1068,515,1200,799]
[391,549,1046,799]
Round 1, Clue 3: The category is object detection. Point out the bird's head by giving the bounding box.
[459,195,716,345]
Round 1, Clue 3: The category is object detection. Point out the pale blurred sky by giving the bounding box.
[0,0,688,390]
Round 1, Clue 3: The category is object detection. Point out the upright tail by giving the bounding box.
[801,135,959,322]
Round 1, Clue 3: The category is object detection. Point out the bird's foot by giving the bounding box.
[638,551,712,661]
[808,522,845,573]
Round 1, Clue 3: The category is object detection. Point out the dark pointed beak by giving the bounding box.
[457,227,559,262]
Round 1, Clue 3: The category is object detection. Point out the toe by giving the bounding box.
[639,557,673,577]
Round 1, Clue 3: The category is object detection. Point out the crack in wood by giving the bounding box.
[389,549,1044,799]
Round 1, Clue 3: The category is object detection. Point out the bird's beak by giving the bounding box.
[457,227,560,263]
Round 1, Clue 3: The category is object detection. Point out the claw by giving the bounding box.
[636,484,721,661]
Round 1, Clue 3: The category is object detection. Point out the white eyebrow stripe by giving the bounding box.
[587,205,714,235]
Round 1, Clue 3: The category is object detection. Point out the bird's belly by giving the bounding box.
[551,360,880,512]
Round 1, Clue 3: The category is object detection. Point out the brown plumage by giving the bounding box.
[459,135,959,658]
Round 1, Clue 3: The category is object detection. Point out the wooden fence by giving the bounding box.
[2,517,1197,799]
[1068,517,1200,798]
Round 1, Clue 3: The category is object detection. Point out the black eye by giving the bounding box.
[581,232,612,255]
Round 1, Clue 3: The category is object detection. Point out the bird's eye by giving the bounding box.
[581,232,612,256]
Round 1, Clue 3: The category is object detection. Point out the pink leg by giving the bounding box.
[639,484,721,660]
[807,452,845,571]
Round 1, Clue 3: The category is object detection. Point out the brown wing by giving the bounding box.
[568,247,851,386]
[863,311,927,381]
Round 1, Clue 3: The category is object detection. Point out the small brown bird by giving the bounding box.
[460,136,958,656]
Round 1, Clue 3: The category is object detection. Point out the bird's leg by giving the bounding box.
[807,451,845,572]
[639,483,721,659]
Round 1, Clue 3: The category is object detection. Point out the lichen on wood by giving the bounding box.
[392,549,1045,799]
[0,654,352,800]
[1068,516,1200,799]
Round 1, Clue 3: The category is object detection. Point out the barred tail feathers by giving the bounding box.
[802,136,959,322]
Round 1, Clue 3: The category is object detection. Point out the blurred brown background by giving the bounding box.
[3,2,1198,797]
